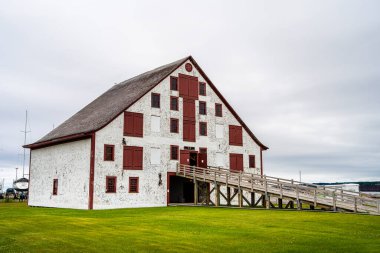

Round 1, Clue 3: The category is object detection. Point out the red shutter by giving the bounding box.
[229,125,235,145]
[133,147,143,170]
[188,78,199,100]
[235,126,243,146]
[124,112,134,136]
[180,150,190,165]
[134,114,143,137]
[236,154,243,171]
[229,125,243,146]
[230,154,243,171]
[229,154,236,171]
[123,146,133,170]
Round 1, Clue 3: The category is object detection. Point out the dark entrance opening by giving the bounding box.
[168,175,194,203]
[189,152,197,166]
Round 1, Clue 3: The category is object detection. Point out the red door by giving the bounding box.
[180,150,190,165]
[198,153,207,168]
[183,99,195,120]
[179,74,198,100]
[183,120,195,142]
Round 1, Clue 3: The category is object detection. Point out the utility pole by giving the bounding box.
[21,110,31,178]
[15,167,19,181]
[299,170,302,182]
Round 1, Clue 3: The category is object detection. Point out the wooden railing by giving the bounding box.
[176,164,380,215]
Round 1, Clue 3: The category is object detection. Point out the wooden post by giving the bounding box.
[266,195,270,209]
[290,200,294,209]
[227,187,231,206]
[332,191,337,212]
[250,192,255,207]
[262,194,266,208]
[194,180,198,205]
[278,198,283,209]
[354,197,357,213]
[314,189,317,208]
[215,184,220,207]
[377,200,380,214]
[296,185,300,210]
[280,183,283,198]
[206,184,210,206]
[238,173,242,207]
[203,169,206,182]
[310,204,315,210]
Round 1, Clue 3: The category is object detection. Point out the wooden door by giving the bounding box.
[179,73,198,100]
[198,153,207,168]
[183,99,195,120]
[183,120,195,142]
[180,150,190,165]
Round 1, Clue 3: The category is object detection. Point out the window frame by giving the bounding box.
[170,145,179,160]
[199,82,206,96]
[215,103,223,117]
[249,155,256,168]
[106,176,117,193]
[170,76,178,91]
[53,179,58,195]
[104,144,115,161]
[199,101,207,115]
[151,93,161,108]
[170,96,179,111]
[199,122,207,136]
[129,177,139,193]
[170,118,179,133]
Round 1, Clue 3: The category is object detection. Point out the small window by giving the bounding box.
[106,176,116,193]
[170,76,178,91]
[170,96,178,111]
[199,82,206,96]
[199,101,206,115]
[199,122,207,136]
[104,144,115,161]
[170,118,179,133]
[129,177,139,193]
[215,103,222,117]
[151,93,160,108]
[171,145,179,160]
[249,155,256,168]
[53,179,58,195]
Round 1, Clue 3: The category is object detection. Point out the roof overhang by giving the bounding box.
[23,132,93,150]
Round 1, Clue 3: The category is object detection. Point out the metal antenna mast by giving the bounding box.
[21,110,31,178]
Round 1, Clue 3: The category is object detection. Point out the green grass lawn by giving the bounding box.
[0,203,379,253]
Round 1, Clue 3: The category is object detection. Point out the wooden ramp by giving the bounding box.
[176,164,380,215]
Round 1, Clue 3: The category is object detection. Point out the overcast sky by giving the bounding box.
[1,0,379,188]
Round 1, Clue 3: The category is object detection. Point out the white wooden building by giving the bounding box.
[25,56,268,209]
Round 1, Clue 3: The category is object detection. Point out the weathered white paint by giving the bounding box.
[92,60,263,209]
[28,139,91,209]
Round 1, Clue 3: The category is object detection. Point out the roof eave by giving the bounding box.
[24,132,93,150]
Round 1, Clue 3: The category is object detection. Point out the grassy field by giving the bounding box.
[0,203,379,253]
